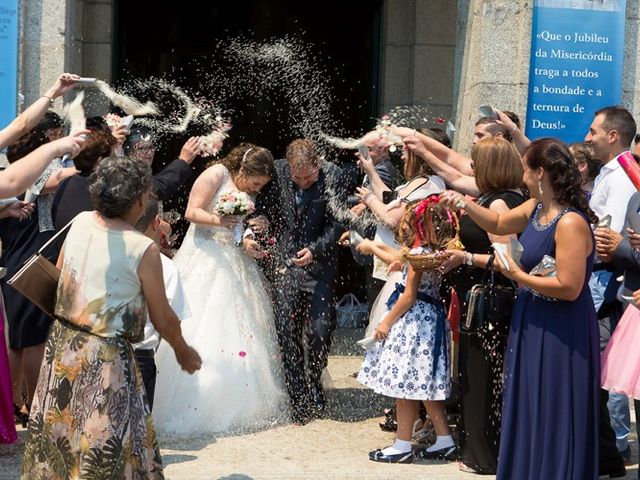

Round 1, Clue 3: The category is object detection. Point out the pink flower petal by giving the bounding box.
[239,351,247,358]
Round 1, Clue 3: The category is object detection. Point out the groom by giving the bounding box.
[247,138,346,423]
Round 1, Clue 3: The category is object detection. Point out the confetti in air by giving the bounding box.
[62,91,86,133]
[96,80,159,116]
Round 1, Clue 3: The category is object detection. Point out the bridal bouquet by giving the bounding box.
[214,190,255,244]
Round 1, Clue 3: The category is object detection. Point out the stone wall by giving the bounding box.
[379,0,458,124]
[18,0,113,114]
[623,1,640,119]
[19,0,67,109]
[452,0,532,153]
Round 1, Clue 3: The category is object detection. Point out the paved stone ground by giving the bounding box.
[1,328,639,479]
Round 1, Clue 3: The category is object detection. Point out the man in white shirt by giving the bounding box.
[587,106,637,301]
[585,105,637,474]
[133,201,190,410]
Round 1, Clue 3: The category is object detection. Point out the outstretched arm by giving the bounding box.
[139,244,201,374]
[391,126,474,176]
[0,131,87,198]
[0,73,80,149]
[440,190,535,236]
[374,265,421,340]
[496,213,593,301]
[403,136,480,196]
[495,110,531,156]
[356,239,404,265]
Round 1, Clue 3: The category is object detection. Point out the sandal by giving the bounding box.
[458,462,479,473]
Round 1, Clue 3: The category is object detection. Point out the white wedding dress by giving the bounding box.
[153,166,289,436]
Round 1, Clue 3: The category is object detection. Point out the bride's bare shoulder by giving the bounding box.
[196,163,228,184]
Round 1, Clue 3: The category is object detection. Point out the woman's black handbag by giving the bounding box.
[462,256,516,333]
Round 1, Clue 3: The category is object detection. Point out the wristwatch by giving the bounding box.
[464,252,474,266]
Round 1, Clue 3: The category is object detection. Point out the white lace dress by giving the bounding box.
[358,259,451,401]
[153,166,289,435]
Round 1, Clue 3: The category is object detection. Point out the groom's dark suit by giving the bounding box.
[254,158,347,418]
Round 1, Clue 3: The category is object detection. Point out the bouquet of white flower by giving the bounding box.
[214,190,255,244]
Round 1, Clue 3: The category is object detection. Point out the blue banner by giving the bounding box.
[525,1,626,143]
[0,0,18,130]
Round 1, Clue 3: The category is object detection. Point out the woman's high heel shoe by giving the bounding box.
[13,403,28,428]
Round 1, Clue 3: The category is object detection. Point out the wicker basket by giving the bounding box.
[401,248,452,270]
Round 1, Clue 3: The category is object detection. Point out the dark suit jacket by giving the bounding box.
[613,191,640,292]
[153,159,192,202]
[52,159,193,242]
[255,159,347,284]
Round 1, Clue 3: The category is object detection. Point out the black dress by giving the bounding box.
[0,205,55,349]
[451,190,525,474]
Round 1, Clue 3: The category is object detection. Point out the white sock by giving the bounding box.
[426,435,454,452]
[381,439,413,455]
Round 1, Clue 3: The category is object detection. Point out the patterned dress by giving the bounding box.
[358,260,451,401]
[21,211,164,480]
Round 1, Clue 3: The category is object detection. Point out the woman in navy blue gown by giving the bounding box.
[441,138,599,480]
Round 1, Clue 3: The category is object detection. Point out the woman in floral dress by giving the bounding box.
[21,156,201,479]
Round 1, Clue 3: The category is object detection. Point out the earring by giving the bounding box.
[538,182,544,197]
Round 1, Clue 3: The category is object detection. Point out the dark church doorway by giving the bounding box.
[114,0,383,159]
[113,0,383,300]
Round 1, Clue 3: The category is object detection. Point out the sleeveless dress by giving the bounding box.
[496,204,599,480]
[153,165,289,435]
[21,211,163,479]
[372,176,446,281]
[358,256,451,401]
[454,190,525,474]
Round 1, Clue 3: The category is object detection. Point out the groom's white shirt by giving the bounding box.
[132,253,191,351]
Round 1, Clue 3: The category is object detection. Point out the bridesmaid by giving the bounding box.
[441,138,599,480]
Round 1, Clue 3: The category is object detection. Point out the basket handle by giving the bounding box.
[337,293,360,307]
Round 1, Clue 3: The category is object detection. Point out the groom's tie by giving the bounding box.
[295,188,305,212]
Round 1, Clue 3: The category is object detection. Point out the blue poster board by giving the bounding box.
[0,0,18,130]
[525,1,626,142]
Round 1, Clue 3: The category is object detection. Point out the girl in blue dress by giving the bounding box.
[358,197,459,464]
[441,138,599,480]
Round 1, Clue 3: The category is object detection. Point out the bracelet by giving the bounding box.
[41,95,54,106]
[510,124,518,135]
[464,252,474,266]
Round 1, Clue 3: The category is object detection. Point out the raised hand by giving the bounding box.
[179,137,202,164]
[45,73,81,100]
[356,151,374,174]
[403,135,429,159]
[50,130,90,158]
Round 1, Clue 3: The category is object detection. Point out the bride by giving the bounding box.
[153,143,289,435]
